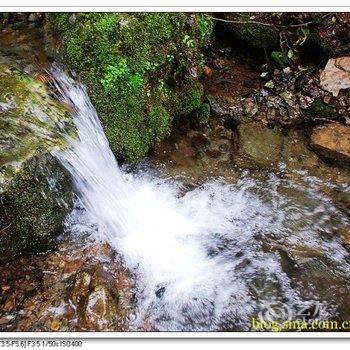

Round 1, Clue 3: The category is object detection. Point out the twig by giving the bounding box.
[0,220,13,233]
[208,13,334,30]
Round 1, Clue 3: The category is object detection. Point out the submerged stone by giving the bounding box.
[234,122,283,170]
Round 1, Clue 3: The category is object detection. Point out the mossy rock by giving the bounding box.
[223,13,279,49]
[48,13,213,163]
[0,155,73,263]
[306,99,335,120]
[196,103,211,124]
[0,61,75,189]
[301,31,331,62]
[0,60,74,262]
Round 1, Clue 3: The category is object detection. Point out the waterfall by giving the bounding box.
[51,68,348,331]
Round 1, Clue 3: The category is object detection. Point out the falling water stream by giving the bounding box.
[51,69,350,331]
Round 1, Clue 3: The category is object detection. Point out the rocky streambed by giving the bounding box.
[0,13,350,332]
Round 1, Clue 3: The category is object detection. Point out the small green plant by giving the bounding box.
[101,59,130,90]
[101,59,142,92]
[271,51,290,68]
[127,74,143,92]
[198,14,213,40]
[166,54,175,63]
[196,103,211,124]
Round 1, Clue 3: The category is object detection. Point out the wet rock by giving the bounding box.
[155,286,166,298]
[320,57,350,97]
[0,155,73,263]
[84,285,116,330]
[281,130,319,171]
[206,94,231,116]
[70,272,91,306]
[306,99,336,120]
[234,122,283,170]
[0,60,74,262]
[310,123,350,164]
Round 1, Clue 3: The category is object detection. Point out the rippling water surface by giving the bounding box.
[53,69,350,331]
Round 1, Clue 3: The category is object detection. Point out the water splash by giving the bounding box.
[52,68,350,331]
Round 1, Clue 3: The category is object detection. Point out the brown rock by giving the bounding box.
[84,285,116,330]
[310,123,350,164]
[70,272,91,306]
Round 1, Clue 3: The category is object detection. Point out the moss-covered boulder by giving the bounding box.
[48,13,213,162]
[0,156,73,263]
[0,61,74,262]
[0,61,74,188]
[306,99,335,120]
[221,13,279,49]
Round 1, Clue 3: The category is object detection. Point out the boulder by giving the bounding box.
[234,122,283,170]
[310,123,350,164]
[47,13,213,163]
[220,13,279,49]
[0,61,74,262]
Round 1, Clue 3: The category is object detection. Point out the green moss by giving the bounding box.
[271,50,290,68]
[51,13,211,162]
[0,156,72,262]
[196,103,211,124]
[306,99,334,119]
[176,85,203,116]
[226,13,279,49]
[197,14,213,42]
[0,63,75,188]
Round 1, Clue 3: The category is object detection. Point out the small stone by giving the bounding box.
[265,80,275,89]
[84,285,115,330]
[155,286,166,298]
[50,319,61,331]
[71,272,91,306]
[206,94,231,117]
[68,14,76,25]
[203,65,213,77]
[205,149,221,158]
[323,95,331,104]
[28,13,38,22]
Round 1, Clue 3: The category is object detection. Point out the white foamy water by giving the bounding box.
[51,69,350,331]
